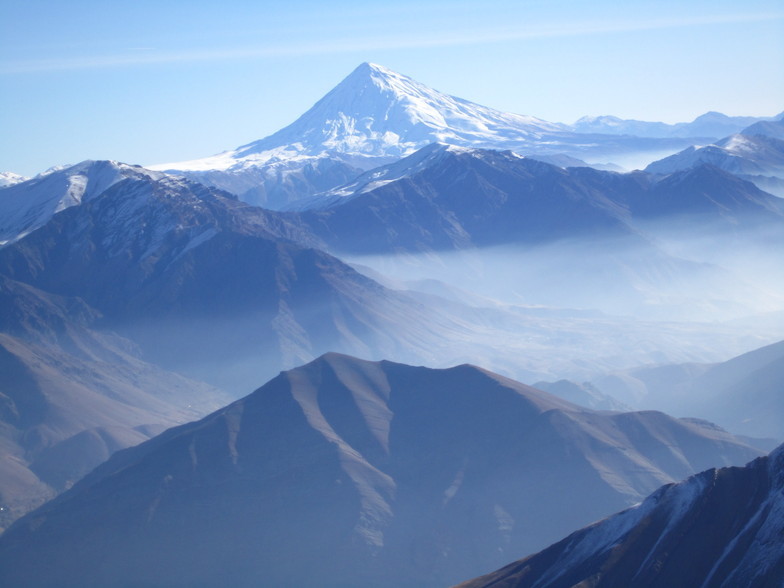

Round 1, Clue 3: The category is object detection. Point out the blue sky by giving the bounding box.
[1,0,783,176]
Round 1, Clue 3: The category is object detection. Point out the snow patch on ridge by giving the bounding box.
[0,171,27,188]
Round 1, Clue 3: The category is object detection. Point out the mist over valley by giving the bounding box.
[1,56,783,586]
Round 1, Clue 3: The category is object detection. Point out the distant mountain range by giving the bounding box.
[149,63,724,208]
[458,443,784,588]
[284,142,783,321]
[6,64,779,212]
[0,353,763,588]
[646,119,784,196]
[573,110,782,139]
[590,339,784,440]
[293,143,783,252]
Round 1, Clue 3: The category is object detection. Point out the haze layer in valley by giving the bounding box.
[0,61,782,552]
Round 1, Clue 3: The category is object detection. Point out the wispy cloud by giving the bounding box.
[1,12,780,74]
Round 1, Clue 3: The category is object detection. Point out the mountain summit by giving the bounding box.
[156,62,563,173]
[234,62,564,160]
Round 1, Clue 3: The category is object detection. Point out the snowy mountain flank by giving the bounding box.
[0,160,164,245]
[457,443,784,588]
[152,62,563,171]
[151,63,703,208]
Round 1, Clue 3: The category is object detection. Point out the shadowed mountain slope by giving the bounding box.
[287,144,783,321]
[0,354,762,587]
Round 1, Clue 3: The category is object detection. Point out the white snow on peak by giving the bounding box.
[151,62,567,174]
[0,160,166,245]
[0,171,28,188]
[646,127,784,178]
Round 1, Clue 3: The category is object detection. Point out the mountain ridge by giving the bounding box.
[0,160,165,245]
[645,119,784,196]
[0,352,763,587]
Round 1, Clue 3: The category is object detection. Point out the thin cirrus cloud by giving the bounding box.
[1,11,780,75]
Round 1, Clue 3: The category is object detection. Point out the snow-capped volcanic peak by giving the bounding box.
[153,62,566,173]
[240,62,564,155]
[0,160,165,245]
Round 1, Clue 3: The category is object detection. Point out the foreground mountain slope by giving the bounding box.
[152,63,699,208]
[457,444,784,588]
[0,354,761,587]
[0,274,229,530]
